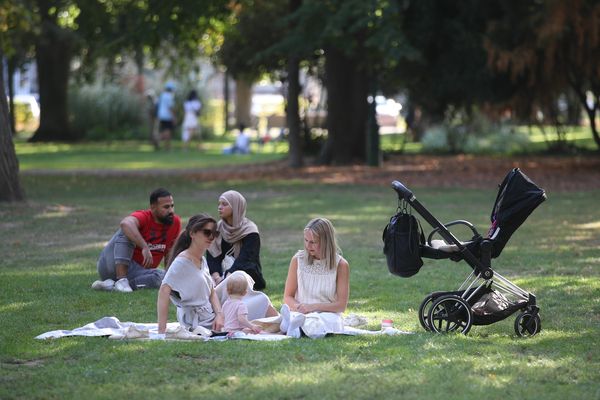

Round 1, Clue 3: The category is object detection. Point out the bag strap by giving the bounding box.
[397,198,409,214]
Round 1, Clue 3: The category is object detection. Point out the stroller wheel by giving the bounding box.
[428,295,473,335]
[418,295,435,331]
[514,312,541,337]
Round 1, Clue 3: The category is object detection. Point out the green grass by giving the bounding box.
[379,125,599,154]
[13,123,598,172]
[14,139,288,171]
[1,170,599,399]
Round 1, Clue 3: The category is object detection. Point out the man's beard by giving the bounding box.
[158,213,174,225]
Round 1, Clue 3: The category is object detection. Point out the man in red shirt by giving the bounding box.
[92,188,182,292]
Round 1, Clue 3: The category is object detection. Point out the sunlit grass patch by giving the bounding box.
[0,176,599,399]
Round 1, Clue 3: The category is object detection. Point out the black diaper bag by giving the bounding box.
[383,206,425,277]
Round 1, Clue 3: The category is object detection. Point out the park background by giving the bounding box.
[1,1,600,399]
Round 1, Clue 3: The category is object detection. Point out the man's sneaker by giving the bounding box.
[91,279,115,291]
[114,278,133,293]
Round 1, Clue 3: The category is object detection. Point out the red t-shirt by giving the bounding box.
[130,209,181,268]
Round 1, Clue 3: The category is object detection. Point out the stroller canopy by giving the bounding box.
[488,168,546,257]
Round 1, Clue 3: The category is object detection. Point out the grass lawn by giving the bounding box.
[14,139,289,171]
[1,166,599,400]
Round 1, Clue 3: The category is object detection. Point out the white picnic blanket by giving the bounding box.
[35,316,411,341]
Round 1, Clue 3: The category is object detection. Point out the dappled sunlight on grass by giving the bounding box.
[33,205,76,219]
[65,241,107,253]
[578,257,600,265]
[3,262,96,277]
[575,220,600,230]
[16,140,288,171]
[0,301,35,313]
[2,177,600,399]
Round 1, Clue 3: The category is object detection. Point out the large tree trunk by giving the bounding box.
[286,0,303,168]
[7,58,17,135]
[287,55,303,167]
[0,51,25,202]
[234,78,253,129]
[29,9,75,142]
[321,47,369,165]
[321,49,369,165]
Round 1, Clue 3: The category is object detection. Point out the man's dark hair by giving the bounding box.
[150,188,172,204]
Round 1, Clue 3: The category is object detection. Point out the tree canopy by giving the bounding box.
[3,0,598,159]
[23,0,228,142]
[485,0,600,148]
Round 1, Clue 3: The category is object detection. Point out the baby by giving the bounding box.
[221,273,262,335]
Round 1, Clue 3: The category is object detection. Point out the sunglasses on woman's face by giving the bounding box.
[201,229,219,239]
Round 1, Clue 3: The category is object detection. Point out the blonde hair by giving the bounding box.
[226,273,249,296]
[304,217,340,270]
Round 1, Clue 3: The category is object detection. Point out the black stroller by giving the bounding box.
[384,168,546,336]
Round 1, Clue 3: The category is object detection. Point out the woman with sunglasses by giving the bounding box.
[156,213,224,336]
[207,190,266,290]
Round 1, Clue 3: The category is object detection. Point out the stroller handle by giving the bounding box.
[392,180,415,201]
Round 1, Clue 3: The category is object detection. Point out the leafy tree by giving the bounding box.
[271,0,416,164]
[30,0,77,141]
[0,1,38,135]
[286,0,303,168]
[23,0,227,142]
[217,0,306,166]
[284,0,384,164]
[380,0,515,139]
[485,0,600,150]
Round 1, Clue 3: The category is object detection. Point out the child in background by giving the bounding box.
[222,273,262,335]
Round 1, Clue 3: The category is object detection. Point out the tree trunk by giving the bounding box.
[234,78,253,129]
[224,71,230,132]
[0,51,25,202]
[286,0,303,168]
[583,103,600,149]
[7,58,17,135]
[321,47,369,165]
[570,83,600,150]
[29,11,75,142]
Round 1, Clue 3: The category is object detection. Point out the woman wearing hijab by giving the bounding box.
[207,190,267,290]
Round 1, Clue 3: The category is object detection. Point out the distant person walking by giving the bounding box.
[157,82,176,150]
[182,90,202,150]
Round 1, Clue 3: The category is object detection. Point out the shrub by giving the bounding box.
[464,126,531,155]
[421,108,531,155]
[69,84,146,140]
[14,102,36,132]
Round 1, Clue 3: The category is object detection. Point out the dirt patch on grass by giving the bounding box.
[180,154,600,192]
[23,154,600,191]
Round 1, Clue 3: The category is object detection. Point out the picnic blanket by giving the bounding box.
[35,316,411,341]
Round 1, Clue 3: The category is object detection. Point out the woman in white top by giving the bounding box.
[182,90,202,150]
[282,217,350,338]
[157,214,224,336]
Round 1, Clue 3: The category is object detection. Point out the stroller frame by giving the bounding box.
[391,169,544,336]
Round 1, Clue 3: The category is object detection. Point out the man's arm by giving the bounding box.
[120,215,153,268]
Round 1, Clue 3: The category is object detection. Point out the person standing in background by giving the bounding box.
[182,90,202,151]
[157,82,176,150]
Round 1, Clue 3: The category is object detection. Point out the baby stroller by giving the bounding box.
[384,168,546,336]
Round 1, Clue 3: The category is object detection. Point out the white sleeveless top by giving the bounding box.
[295,250,341,304]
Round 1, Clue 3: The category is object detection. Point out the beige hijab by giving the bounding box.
[208,190,258,258]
